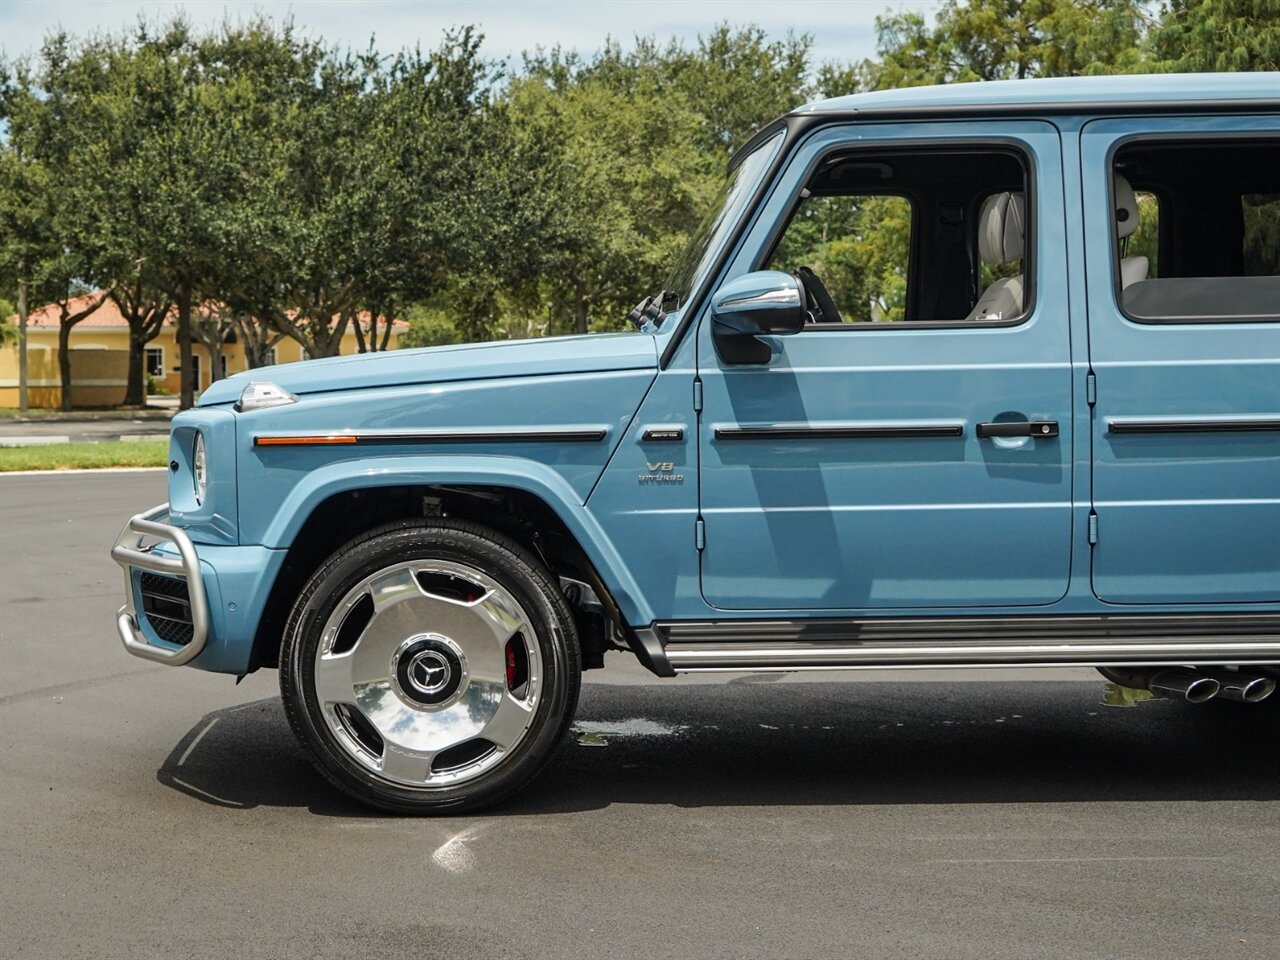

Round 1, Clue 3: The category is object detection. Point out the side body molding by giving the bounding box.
[254,454,655,627]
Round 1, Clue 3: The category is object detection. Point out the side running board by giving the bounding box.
[629,614,1280,676]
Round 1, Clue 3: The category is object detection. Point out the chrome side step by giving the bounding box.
[662,639,1280,672]
[631,614,1280,676]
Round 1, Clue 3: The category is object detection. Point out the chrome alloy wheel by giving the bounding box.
[313,559,543,788]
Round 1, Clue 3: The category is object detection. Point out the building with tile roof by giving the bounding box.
[2,293,405,408]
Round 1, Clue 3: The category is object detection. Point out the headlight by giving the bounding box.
[193,432,208,505]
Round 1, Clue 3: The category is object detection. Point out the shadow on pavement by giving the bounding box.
[157,680,1280,817]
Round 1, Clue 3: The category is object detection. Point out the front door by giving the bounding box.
[697,121,1074,611]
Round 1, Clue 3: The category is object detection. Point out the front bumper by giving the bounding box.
[111,504,211,665]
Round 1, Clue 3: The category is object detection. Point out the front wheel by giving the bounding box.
[280,520,581,813]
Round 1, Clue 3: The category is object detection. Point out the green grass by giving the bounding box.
[0,440,169,472]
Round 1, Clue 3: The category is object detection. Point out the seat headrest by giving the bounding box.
[1115,174,1139,240]
[978,192,1025,266]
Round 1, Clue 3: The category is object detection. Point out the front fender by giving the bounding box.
[255,454,654,626]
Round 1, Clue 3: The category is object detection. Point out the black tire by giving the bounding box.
[280,519,581,814]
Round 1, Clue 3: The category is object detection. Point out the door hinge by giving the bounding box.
[1088,512,1098,545]
[695,517,706,550]
[1086,372,1097,406]
[693,378,703,413]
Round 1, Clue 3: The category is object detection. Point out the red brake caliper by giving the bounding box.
[505,640,517,689]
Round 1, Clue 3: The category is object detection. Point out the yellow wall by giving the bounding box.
[145,327,403,395]
[1,324,401,407]
[0,342,128,408]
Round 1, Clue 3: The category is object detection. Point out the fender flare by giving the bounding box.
[257,453,655,626]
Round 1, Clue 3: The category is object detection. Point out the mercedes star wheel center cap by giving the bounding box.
[395,635,466,706]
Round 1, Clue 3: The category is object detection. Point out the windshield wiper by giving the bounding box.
[627,289,678,331]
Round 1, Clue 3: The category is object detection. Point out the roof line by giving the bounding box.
[790,97,1280,122]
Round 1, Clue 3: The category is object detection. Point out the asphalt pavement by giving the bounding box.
[0,417,170,445]
[1,471,1277,960]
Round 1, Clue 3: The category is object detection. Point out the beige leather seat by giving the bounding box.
[1115,174,1148,288]
[965,191,1025,322]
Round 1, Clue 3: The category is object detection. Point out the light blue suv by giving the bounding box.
[112,73,1280,812]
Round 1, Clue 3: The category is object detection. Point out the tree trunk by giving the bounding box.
[177,287,194,410]
[55,293,109,411]
[352,312,369,353]
[573,283,589,336]
[17,274,27,414]
[125,331,146,407]
[206,341,222,382]
[58,317,73,412]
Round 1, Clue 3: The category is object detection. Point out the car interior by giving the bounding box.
[1113,138,1279,322]
[767,148,1030,325]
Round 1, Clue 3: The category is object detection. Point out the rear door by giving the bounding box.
[1082,117,1280,604]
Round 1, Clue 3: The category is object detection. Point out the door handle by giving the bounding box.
[977,420,1059,439]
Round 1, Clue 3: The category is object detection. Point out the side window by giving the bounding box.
[771,194,912,323]
[1243,193,1280,277]
[1113,138,1279,322]
[767,148,1031,326]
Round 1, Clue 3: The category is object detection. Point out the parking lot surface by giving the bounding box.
[0,418,170,446]
[1,472,1276,960]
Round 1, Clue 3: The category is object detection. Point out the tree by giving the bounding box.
[0,297,17,345]
[1147,0,1280,72]
[208,27,507,358]
[823,0,1150,96]
[506,43,719,335]
[229,309,286,369]
[52,31,180,407]
[126,20,237,408]
[110,277,171,406]
[347,32,511,350]
[1,34,111,410]
[644,26,811,158]
[191,301,238,383]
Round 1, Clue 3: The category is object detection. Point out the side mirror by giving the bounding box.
[710,270,805,364]
[711,270,807,337]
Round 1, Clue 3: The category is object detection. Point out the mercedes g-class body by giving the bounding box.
[112,73,1280,813]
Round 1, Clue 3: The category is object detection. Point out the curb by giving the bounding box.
[0,436,71,448]
[0,434,168,447]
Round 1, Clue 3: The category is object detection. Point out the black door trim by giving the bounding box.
[714,423,964,441]
[1107,418,1280,435]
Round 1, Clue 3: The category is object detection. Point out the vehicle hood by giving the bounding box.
[198,331,659,406]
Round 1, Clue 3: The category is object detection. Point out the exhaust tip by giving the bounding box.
[1220,675,1277,704]
[1149,670,1220,704]
[1181,676,1221,704]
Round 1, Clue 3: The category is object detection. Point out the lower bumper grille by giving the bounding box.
[139,572,195,646]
